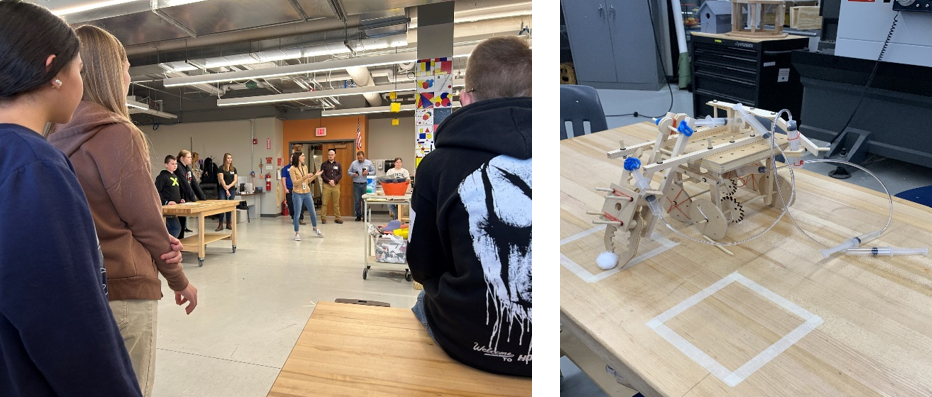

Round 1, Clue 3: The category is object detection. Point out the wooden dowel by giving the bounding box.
[703,235,734,256]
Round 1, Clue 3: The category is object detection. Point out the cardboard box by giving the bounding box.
[375,235,407,264]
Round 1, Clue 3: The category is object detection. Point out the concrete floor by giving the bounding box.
[561,85,932,396]
[152,210,418,397]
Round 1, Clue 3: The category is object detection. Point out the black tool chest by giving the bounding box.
[690,33,809,122]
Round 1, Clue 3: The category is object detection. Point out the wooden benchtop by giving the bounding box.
[267,301,531,397]
[561,123,932,396]
[161,200,238,215]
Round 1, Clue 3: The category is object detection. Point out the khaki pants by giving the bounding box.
[321,182,341,219]
[109,299,158,397]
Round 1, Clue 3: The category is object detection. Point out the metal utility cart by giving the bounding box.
[362,193,412,281]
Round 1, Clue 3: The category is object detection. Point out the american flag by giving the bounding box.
[355,119,362,150]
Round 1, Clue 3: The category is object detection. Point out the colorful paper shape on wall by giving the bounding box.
[416,77,434,93]
[415,109,433,126]
[417,126,432,136]
[433,92,453,108]
[417,92,434,109]
[434,107,453,125]
[433,75,452,95]
[416,157,423,167]
[434,57,452,75]
[417,59,434,77]
[390,102,401,112]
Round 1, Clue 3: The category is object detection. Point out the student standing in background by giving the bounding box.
[0,2,147,394]
[49,24,198,396]
[217,153,238,231]
[281,145,306,225]
[288,152,324,240]
[156,155,185,238]
[175,149,206,237]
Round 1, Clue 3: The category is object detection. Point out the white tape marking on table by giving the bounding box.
[560,232,678,283]
[647,272,823,387]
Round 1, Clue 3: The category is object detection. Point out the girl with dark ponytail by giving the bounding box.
[0,1,144,395]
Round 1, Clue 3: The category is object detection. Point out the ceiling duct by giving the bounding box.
[344,66,381,107]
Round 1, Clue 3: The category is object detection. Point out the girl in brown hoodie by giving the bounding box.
[48,25,198,397]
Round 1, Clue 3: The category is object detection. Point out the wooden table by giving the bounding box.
[561,123,932,396]
[162,200,238,267]
[267,301,532,396]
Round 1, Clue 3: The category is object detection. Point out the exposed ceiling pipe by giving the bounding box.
[344,66,381,107]
[125,15,362,56]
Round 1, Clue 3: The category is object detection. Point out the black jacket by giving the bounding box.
[173,162,205,202]
[155,170,182,205]
[407,97,532,377]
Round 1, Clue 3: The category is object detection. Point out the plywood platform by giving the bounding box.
[561,123,932,396]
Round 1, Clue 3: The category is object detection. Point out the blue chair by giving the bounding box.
[895,185,932,208]
[561,85,608,140]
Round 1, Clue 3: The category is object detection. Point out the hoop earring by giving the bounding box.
[53,79,62,88]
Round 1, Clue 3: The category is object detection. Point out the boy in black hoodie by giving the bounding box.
[155,155,184,237]
[407,36,532,377]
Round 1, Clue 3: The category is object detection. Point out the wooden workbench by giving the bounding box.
[266,301,531,396]
[162,200,238,267]
[561,123,932,396]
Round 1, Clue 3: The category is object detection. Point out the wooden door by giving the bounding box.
[321,142,355,219]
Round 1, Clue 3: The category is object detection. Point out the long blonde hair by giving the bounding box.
[222,153,233,172]
[75,25,130,119]
[72,25,150,177]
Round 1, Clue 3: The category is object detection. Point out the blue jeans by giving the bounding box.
[353,182,366,218]
[218,188,236,223]
[411,290,438,344]
[292,192,318,232]
[166,217,181,238]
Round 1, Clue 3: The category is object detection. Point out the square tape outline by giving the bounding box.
[646,272,823,387]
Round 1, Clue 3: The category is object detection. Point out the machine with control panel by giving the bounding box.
[836,0,932,66]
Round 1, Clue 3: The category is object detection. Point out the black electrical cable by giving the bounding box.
[605,0,676,120]
[829,13,899,155]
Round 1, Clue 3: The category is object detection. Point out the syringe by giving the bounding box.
[846,247,928,257]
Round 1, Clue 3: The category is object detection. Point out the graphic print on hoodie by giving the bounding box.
[458,155,532,359]
[406,96,532,377]
[155,170,182,205]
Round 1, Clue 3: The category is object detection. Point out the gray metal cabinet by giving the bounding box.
[562,0,665,91]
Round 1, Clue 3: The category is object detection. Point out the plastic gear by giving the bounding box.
[721,196,745,224]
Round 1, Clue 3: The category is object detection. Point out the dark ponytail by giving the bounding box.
[0,1,80,100]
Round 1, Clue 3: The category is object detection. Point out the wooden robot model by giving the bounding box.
[592,101,828,269]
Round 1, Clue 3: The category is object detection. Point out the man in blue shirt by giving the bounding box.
[347,150,375,221]
[280,146,306,224]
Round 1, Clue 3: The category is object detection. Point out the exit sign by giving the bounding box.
[315,127,327,137]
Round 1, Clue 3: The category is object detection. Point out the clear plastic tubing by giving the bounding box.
[846,247,928,257]
[694,116,729,127]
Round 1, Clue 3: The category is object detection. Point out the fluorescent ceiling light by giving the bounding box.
[159,61,198,73]
[322,103,462,117]
[126,97,178,119]
[126,99,149,110]
[219,83,415,107]
[217,79,464,107]
[51,0,142,16]
[323,104,416,117]
[165,45,475,88]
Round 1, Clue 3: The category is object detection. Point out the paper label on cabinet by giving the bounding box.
[763,61,776,67]
[777,68,790,83]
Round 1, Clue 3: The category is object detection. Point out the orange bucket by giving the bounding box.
[382,181,409,196]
